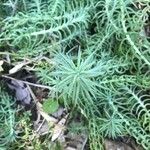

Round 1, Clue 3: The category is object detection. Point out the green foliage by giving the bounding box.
[93,0,150,66]
[126,119,150,150]
[0,0,150,150]
[0,88,15,148]
[97,111,125,139]
[124,87,150,131]
[9,112,58,150]
[49,51,103,105]
[0,0,91,57]
[43,99,59,114]
[37,50,131,107]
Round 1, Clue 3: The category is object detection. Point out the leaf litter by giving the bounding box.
[0,59,145,150]
[7,79,31,105]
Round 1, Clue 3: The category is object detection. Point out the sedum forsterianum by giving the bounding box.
[0,0,150,149]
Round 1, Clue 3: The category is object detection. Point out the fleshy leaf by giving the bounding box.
[43,99,59,114]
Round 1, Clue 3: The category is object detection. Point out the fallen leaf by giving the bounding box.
[52,107,64,118]
[9,56,44,74]
[51,114,68,142]
[9,62,26,74]
[8,80,31,105]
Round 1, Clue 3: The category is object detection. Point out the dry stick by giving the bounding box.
[0,52,20,56]
[36,119,46,133]
[81,136,88,150]
[2,75,54,90]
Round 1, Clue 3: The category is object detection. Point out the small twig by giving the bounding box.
[36,119,46,133]
[26,84,39,104]
[0,52,17,56]
[6,53,11,64]
[35,111,41,125]
[2,75,54,90]
[81,136,88,150]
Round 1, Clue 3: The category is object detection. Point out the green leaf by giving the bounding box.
[43,99,59,114]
